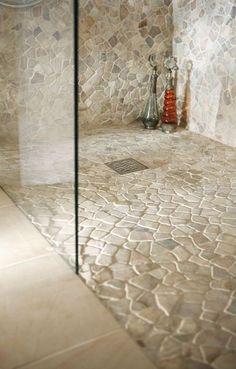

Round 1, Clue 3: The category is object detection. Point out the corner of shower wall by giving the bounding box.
[79,0,173,131]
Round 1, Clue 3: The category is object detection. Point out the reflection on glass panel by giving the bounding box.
[0,0,76,267]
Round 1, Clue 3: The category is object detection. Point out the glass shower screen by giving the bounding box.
[0,0,79,272]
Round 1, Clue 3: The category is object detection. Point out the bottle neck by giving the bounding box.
[150,68,158,94]
[166,69,173,90]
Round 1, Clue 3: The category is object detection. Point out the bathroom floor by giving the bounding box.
[0,188,155,369]
[1,123,236,369]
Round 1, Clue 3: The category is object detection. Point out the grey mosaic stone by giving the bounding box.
[53,31,61,40]
[34,26,42,37]
[226,298,236,315]
[145,36,154,48]
[149,26,161,38]
[158,239,179,250]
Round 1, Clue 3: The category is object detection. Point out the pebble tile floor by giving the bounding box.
[1,123,236,369]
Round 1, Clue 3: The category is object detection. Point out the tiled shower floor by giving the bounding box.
[1,124,236,369]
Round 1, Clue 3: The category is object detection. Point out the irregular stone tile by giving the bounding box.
[126,315,152,338]
[159,337,182,358]
[228,263,236,277]
[137,307,163,324]
[212,266,229,280]
[102,244,118,256]
[149,267,168,280]
[103,234,125,246]
[93,268,113,283]
[107,298,130,317]
[97,285,125,299]
[156,294,179,316]
[130,251,150,265]
[129,228,154,242]
[177,318,197,334]
[177,261,198,274]
[227,336,236,350]
[192,233,210,246]
[195,329,230,348]
[158,239,180,250]
[175,280,209,293]
[96,254,113,266]
[225,298,236,315]
[110,263,136,281]
[163,272,185,286]
[175,301,202,318]
[215,243,236,256]
[115,249,130,264]
[138,291,156,307]
[213,352,236,369]
[126,284,143,300]
[131,274,159,291]
[211,255,235,269]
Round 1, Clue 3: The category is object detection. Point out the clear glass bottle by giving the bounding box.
[142,55,160,130]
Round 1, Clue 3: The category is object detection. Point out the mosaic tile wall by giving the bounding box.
[79,0,173,130]
[0,0,74,184]
[173,0,236,147]
[1,0,236,149]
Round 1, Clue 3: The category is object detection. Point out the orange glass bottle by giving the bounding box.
[161,57,178,133]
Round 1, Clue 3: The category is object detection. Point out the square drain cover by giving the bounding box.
[105,158,148,175]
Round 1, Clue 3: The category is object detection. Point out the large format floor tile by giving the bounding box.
[0,254,120,369]
[19,330,156,369]
[0,204,52,269]
[0,187,14,208]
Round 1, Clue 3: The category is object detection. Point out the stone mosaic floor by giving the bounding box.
[1,124,236,369]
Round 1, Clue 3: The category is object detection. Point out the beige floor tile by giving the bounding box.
[19,330,156,369]
[0,188,14,208]
[0,205,52,268]
[0,255,120,369]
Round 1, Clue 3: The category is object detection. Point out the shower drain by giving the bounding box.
[105,158,148,175]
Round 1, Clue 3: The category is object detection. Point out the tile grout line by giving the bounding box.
[14,328,122,369]
[0,186,16,208]
[0,252,54,271]
[0,189,78,275]
[0,203,15,209]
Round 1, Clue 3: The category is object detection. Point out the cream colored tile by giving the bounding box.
[0,205,52,268]
[0,188,14,208]
[0,255,119,369]
[20,330,156,369]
